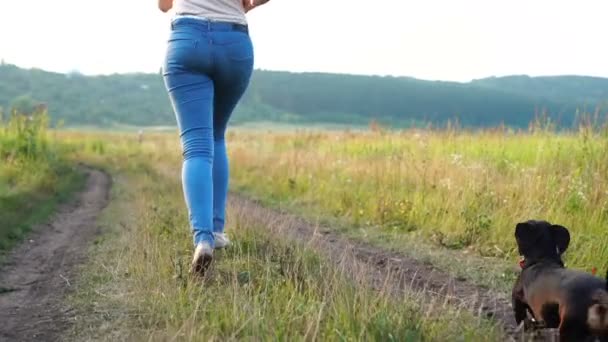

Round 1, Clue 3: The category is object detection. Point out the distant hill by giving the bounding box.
[1,63,607,129]
[471,75,608,109]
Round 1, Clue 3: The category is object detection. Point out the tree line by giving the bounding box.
[1,64,606,129]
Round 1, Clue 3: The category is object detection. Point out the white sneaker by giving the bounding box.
[190,241,213,276]
[213,232,231,249]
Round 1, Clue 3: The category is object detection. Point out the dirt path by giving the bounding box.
[230,195,520,339]
[0,167,111,342]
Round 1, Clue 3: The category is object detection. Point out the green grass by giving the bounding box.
[0,110,85,253]
[23,124,606,340]
[61,126,607,300]
[65,141,502,341]
[226,129,608,276]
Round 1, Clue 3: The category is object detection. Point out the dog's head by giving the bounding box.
[515,220,570,262]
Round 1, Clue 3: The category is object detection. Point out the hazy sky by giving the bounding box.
[1,0,607,82]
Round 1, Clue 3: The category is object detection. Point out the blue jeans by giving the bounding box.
[162,17,254,246]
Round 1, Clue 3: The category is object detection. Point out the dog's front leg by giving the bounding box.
[513,298,530,325]
[512,278,529,324]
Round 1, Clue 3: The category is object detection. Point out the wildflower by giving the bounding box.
[577,191,588,202]
[450,153,463,165]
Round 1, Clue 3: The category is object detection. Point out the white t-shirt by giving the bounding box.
[174,0,247,25]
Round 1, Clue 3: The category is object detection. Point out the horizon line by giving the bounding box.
[2,60,608,83]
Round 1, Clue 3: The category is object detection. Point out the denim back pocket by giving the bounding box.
[164,27,202,75]
[224,35,254,62]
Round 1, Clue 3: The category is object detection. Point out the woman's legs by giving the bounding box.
[210,89,249,235]
[164,18,253,253]
[165,70,217,247]
[210,31,254,235]
[163,19,217,246]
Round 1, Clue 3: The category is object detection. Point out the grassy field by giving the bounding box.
[4,120,608,340]
[63,133,500,341]
[226,127,608,274]
[0,110,84,253]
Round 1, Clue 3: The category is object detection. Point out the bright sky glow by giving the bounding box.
[1,0,607,81]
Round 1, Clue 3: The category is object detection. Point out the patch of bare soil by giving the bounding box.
[229,195,521,339]
[0,167,111,341]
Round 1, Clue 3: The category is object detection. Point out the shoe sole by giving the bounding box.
[191,253,213,277]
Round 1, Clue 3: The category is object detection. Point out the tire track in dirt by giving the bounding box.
[229,194,519,339]
[0,166,111,342]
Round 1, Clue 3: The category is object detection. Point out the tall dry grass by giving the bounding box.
[227,126,608,272]
[65,135,501,340]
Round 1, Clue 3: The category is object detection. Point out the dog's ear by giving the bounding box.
[515,222,540,256]
[550,225,570,254]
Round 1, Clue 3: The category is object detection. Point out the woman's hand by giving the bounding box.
[158,0,173,13]
[243,0,270,13]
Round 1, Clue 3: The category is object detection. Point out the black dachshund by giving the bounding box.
[512,220,608,341]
